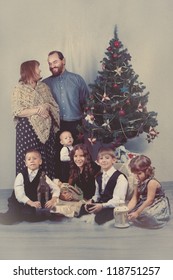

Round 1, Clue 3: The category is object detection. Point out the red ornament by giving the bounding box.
[126,99,130,105]
[77,133,84,141]
[107,46,112,51]
[113,83,118,88]
[112,53,118,58]
[114,40,120,48]
[119,109,125,116]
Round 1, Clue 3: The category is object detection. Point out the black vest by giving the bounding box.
[8,168,42,209]
[96,170,123,203]
[23,168,43,201]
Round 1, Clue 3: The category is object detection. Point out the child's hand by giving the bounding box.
[84,200,93,212]
[45,197,57,209]
[27,200,41,208]
[85,203,103,214]
[128,211,139,220]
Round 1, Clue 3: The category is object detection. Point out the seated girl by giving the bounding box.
[127,155,171,229]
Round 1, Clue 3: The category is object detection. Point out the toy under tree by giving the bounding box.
[82,26,159,147]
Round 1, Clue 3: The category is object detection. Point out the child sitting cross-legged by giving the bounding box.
[78,146,128,225]
[0,149,60,225]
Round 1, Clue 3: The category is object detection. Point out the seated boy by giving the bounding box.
[0,149,60,224]
[78,147,128,225]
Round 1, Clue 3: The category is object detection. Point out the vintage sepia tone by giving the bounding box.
[0,0,172,259]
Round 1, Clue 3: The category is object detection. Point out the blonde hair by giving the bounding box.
[129,155,155,177]
[59,131,72,140]
[97,147,116,160]
[25,148,42,159]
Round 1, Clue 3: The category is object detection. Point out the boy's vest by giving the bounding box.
[95,170,123,203]
[8,168,44,209]
[23,168,43,201]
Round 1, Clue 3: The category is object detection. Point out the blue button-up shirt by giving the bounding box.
[43,70,89,121]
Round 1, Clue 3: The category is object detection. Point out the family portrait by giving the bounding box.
[0,0,173,261]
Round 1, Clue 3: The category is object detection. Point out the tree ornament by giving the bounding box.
[113,53,118,58]
[126,99,130,105]
[114,40,120,48]
[77,132,84,141]
[88,137,97,145]
[107,46,112,51]
[119,109,125,116]
[146,126,159,142]
[79,25,158,147]
[120,85,129,93]
[113,83,119,88]
[115,66,123,76]
[85,114,95,124]
[102,119,111,131]
[102,92,110,101]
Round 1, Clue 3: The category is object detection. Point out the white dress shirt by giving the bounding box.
[92,166,128,208]
[60,145,73,161]
[14,168,60,204]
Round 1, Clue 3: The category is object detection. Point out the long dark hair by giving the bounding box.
[68,144,96,184]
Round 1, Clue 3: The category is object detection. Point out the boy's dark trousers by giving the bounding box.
[78,204,114,225]
[0,192,51,225]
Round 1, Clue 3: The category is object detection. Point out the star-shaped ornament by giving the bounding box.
[88,137,97,145]
[102,119,111,131]
[102,92,110,102]
[114,66,122,76]
[85,114,95,124]
[120,86,129,93]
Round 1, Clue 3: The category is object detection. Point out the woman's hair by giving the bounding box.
[19,60,40,84]
[97,146,116,160]
[68,144,95,184]
[129,155,155,177]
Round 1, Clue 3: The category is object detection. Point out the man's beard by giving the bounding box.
[50,66,63,76]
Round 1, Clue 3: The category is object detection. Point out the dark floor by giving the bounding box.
[0,183,172,260]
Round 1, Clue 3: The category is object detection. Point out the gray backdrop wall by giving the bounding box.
[0,0,173,188]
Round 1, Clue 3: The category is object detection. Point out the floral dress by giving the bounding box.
[129,177,171,228]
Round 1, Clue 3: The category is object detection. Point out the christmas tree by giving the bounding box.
[82,26,158,147]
